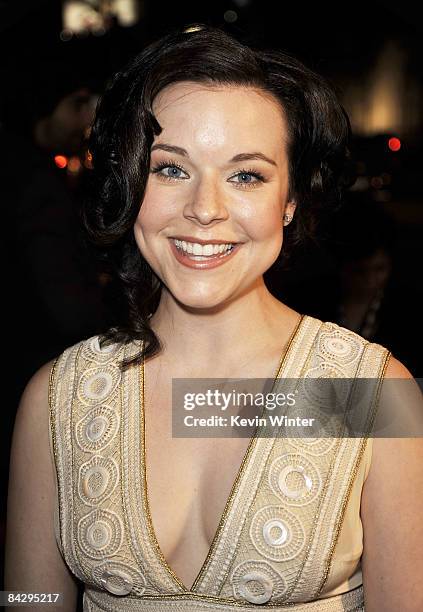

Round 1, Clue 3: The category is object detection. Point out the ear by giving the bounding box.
[283,200,297,226]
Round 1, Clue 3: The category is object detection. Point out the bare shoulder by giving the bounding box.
[384,354,414,379]
[18,359,57,415]
[360,353,423,611]
[9,358,58,469]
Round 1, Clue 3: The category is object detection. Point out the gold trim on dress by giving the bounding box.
[48,357,61,542]
[85,581,364,610]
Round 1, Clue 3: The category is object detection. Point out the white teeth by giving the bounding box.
[173,239,234,257]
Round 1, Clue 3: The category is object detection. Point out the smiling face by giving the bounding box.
[133,81,296,310]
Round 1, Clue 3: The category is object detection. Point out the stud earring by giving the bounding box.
[283,213,293,226]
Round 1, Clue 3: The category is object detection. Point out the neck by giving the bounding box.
[148,277,299,370]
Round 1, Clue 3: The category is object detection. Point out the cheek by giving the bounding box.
[134,204,154,236]
[133,201,165,273]
[133,199,160,259]
[134,187,175,237]
[241,199,283,241]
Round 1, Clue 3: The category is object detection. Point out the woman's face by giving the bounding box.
[134,81,296,310]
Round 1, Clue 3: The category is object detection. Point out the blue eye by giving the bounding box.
[236,173,254,183]
[151,161,189,181]
[163,166,184,178]
[228,169,265,187]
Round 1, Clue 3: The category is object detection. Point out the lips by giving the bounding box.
[169,238,242,270]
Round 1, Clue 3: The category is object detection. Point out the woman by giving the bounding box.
[5,25,422,611]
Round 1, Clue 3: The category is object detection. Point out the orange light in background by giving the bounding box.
[54,155,68,169]
[67,156,82,174]
[388,137,401,151]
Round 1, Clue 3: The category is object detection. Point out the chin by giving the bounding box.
[171,287,236,311]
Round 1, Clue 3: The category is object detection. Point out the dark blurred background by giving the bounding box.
[1,0,422,599]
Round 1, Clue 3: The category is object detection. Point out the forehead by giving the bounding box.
[152,82,288,153]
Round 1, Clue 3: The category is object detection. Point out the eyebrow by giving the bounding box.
[150,143,277,167]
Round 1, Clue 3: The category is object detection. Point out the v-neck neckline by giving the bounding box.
[138,314,306,593]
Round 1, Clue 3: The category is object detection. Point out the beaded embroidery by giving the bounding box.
[49,316,390,609]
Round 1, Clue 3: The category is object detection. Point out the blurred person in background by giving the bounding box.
[2,60,109,395]
[328,197,421,376]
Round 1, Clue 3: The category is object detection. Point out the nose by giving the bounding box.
[183,174,229,226]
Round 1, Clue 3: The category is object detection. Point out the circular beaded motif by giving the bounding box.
[75,405,120,452]
[318,329,361,365]
[92,561,146,596]
[81,336,124,365]
[302,366,350,409]
[77,509,123,559]
[78,455,119,506]
[77,366,121,406]
[231,560,287,604]
[303,362,347,381]
[250,506,305,562]
[268,453,321,506]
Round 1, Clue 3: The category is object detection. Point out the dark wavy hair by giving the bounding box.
[82,24,355,369]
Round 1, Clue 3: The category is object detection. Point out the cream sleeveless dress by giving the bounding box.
[48,315,390,610]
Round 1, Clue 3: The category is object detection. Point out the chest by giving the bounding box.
[145,378,250,583]
[142,361,277,588]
